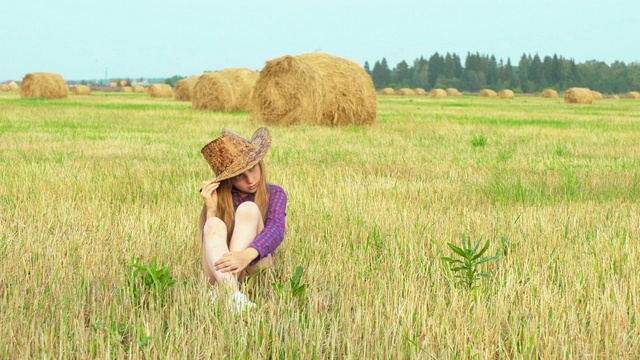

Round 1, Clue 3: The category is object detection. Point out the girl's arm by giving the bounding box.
[248,185,287,264]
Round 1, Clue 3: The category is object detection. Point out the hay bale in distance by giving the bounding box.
[541,89,559,98]
[429,89,447,98]
[625,91,640,99]
[446,88,461,96]
[19,72,68,99]
[396,88,416,95]
[591,90,603,100]
[1,81,19,91]
[251,53,377,126]
[380,88,395,95]
[192,68,258,111]
[121,86,133,93]
[564,87,593,104]
[610,95,620,99]
[498,89,515,99]
[132,85,146,93]
[479,89,497,97]
[72,85,91,95]
[148,84,173,98]
[174,75,200,101]
[414,88,427,95]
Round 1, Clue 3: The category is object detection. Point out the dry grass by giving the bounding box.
[72,85,91,96]
[625,91,640,99]
[396,88,415,95]
[591,90,603,100]
[479,89,497,97]
[498,89,515,99]
[1,92,640,358]
[251,53,376,126]
[148,84,173,98]
[446,88,461,96]
[19,72,68,99]
[174,76,200,102]
[192,68,257,111]
[564,87,594,104]
[429,89,447,98]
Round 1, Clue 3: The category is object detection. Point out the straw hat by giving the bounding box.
[201,127,272,181]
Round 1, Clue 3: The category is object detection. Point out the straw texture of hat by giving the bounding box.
[201,127,272,182]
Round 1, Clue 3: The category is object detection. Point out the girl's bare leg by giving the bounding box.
[202,217,238,291]
[229,202,264,252]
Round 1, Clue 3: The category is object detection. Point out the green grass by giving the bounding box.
[1,91,639,358]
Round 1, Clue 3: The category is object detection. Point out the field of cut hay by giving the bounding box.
[1,91,639,358]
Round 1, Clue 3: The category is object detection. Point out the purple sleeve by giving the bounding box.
[249,185,287,264]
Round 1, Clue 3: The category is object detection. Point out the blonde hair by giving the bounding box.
[199,160,269,243]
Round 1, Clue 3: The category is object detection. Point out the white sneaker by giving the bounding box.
[208,290,218,302]
[229,291,256,313]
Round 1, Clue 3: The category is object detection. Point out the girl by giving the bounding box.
[199,127,287,311]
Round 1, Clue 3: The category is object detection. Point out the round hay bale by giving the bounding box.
[2,81,19,91]
[132,85,146,93]
[72,85,91,95]
[541,89,559,98]
[429,89,447,98]
[446,88,461,96]
[148,84,173,98]
[19,72,68,99]
[625,91,640,99]
[498,89,515,99]
[414,88,427,95]
[479,89,497,97]
[121,86,133,93]
[174,75,201,101]
[380,88,395,95]
[396,88,416,95]
[591,90,603,100]
[610,95,620,99]
[563,87,593,104]
[251,53,377,126]
[192,68,258,111]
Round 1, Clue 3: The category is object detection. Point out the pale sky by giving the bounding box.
[2,0,639,82]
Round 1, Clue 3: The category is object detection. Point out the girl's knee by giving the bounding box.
[203,217,227,239]
[235,201,261,221]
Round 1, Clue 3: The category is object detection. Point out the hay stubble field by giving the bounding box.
[1,91,639,358]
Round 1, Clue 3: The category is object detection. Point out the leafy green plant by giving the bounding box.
[272,265,307,301]
[127,257,177,306]
[471,135,487,147]
[441,235,500,289]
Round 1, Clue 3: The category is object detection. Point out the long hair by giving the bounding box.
[199,160,269,243]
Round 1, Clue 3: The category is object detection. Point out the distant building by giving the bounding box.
[132,79,149,87]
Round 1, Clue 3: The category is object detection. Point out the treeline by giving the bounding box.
[364,53,640,94]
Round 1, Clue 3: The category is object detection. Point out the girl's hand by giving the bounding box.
[200,179,220,218]
[213,249,259,274]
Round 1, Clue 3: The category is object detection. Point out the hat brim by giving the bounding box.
[213,127,271,181]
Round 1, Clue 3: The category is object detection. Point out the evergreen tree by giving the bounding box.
[412,57,429,89]
[517,54,530,92]
[380,58,391,87]
[393,60,411,87]
[428,52,444,88]
[551,54,562,87]
[487,55,499,89]
[528,54,543,92]
[364,61,371,75]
